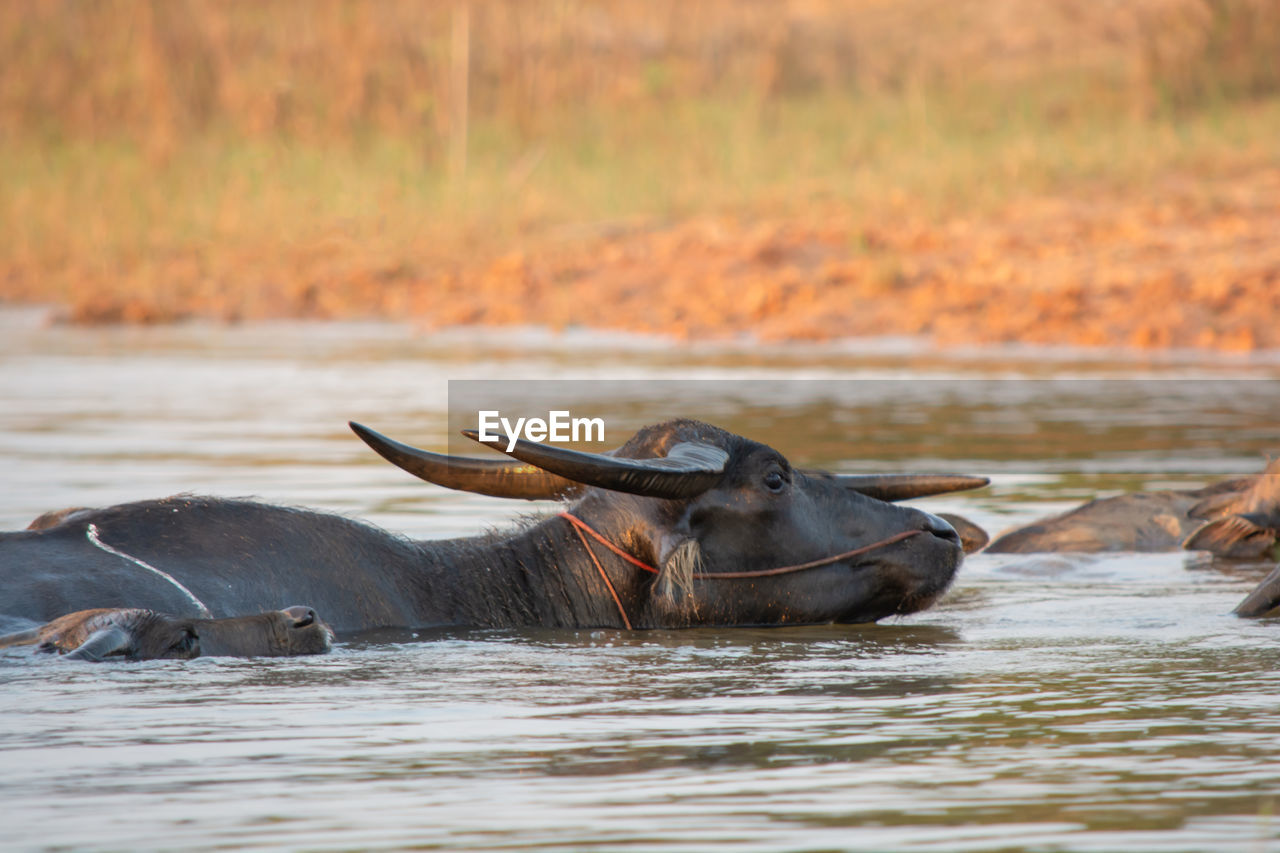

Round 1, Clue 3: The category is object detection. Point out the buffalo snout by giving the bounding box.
[284,605,317,628]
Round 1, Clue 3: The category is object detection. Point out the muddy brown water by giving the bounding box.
[2,309,1280,852]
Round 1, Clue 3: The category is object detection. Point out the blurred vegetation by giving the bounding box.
[1,0,1279,331]
[6,0,1279,144]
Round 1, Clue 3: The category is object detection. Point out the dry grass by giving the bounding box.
[2,0,1279,347]
[7,0,1278,142]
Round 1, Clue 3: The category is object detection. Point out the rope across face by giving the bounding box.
[558,511,921,629]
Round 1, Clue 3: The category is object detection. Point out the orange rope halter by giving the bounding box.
[557,511,922,630]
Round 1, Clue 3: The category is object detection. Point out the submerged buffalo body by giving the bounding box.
[0,606,334,661]
[987,459,1280,618]
[987,459,1280,558]
[0,419,980,633]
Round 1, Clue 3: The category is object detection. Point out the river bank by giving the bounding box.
[7,165,1276,353]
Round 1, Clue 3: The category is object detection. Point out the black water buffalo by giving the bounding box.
[0,605,334,660]
[986,458,1280,557]
[986,458,1279,619]
[0,419,983,633]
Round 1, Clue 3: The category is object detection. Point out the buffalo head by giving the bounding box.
[351,418,982,628]
[15,606,335,660]
[193,605,335,657]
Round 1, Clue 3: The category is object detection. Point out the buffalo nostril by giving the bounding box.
[921,512,962,546]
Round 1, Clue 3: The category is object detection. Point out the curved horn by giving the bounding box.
[462,429,728,500]
[821,473,990,501]
[350,422,583,500]
[1234,563,1280,618]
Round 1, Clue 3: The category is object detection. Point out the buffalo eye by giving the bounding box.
[762,470,786,493]
[168,629,199,658]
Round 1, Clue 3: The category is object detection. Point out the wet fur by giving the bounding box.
[656,538,703,617]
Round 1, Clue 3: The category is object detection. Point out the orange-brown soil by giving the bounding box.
[16,168,1280,352]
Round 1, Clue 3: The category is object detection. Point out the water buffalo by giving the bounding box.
[0,605,334,661]
[984,458,1279,619]
[0,419,982,633]
[986,458,1280,558]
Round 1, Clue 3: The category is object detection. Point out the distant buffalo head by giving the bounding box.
[193,605,335,658]
[17,606,335,661]
[352,418,983,627]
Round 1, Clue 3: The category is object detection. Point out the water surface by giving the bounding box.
[2,311,1279,852]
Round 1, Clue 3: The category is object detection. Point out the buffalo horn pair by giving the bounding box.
[351,422,725,500]
[350,422,988,502]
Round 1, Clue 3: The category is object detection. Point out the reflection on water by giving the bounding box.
[1,312,1279,851]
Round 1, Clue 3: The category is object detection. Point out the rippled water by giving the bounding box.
[2,310,1279,852]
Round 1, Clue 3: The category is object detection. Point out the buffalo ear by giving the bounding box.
[1183,514,1277,558]
[63,626,133,661]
